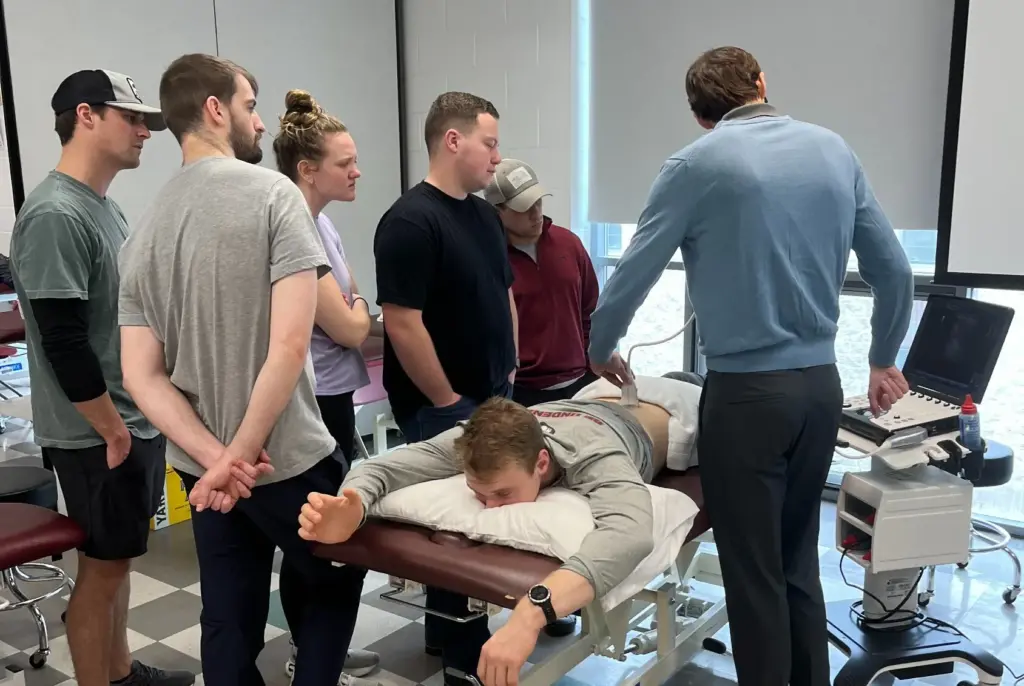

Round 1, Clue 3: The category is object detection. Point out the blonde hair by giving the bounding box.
[272,89,348,182]
[454,398,546,477]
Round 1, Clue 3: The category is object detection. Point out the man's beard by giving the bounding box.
[230,125,263,164]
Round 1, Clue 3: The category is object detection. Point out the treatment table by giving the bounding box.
[315,468,728,686]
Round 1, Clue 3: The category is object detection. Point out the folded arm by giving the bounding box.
[510,454,654,631]
[588,158,692,363]
[342,426,464,509]
[315,274,371,349]
[850,152,914,367]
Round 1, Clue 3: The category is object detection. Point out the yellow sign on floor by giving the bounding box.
[150,464,191,530]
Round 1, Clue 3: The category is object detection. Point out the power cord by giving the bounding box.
[839,547,1024,683]
[624,311,695,371]
[838,548,925,630]
[621,311,695,406]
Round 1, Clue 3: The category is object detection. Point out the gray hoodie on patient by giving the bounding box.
[340,399,656,598]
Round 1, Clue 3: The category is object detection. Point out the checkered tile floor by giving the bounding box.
[3,414,1024,684]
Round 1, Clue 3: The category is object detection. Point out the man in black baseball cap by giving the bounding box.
[10,70,191,686]
[51,69,166,131]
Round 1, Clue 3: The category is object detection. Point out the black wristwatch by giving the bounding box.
[527,584,557,624]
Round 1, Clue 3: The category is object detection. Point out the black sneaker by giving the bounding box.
[110,660,195,686]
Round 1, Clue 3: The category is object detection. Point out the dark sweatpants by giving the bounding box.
[396,383,512,684]
[697,364,842,686]
[178,453,367,686]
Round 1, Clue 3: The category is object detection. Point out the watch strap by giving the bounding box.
[530,585,557,624]
[539,598,557,624]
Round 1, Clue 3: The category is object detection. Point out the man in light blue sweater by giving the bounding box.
[588,46,914,686]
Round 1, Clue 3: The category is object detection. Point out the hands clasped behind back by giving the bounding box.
[187,446,275,513]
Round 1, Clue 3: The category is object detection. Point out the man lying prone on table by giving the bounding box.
[298,394,674,686]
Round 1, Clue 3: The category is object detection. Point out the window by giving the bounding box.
[846,229,940,277]
[605,225,622,255]
[968,288,1024,520]
[594,224,682,264]
[606,266,688,378]
[833,296,926,398]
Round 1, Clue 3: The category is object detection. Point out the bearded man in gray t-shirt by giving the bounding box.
[117,53,372,686]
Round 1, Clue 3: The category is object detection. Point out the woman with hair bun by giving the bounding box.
[273,90,379,686]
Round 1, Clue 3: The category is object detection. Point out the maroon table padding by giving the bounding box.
[315,468,706,609]
[0,309,23,345]
[0,504,85,569]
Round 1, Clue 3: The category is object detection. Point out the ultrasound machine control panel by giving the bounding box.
[841,392,961,445]
[838,295,1014,446]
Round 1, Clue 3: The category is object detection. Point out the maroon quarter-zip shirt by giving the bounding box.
[508,217,600,390]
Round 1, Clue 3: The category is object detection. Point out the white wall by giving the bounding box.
[5,0,218,226]
[0,102,15,254]
[401,0,575,229]
[1,0,402,306]
[214,0,401,307]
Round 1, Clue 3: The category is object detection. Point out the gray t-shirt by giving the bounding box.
[117,156,336,483]
[10,171,158,449]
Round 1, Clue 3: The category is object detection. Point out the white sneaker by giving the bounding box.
[285,640,381,682]
[290,673,382,686]
[339,649,381,677]
[338,673,383,686]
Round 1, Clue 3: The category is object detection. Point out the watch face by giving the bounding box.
[529,585,550,603]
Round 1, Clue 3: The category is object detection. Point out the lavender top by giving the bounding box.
[310,213,370,396]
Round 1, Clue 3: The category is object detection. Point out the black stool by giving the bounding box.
[0,465,77,668]
[918,440,1020,606]
[0,465,60,509]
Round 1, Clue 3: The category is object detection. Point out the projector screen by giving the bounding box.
[936,0,1024,289]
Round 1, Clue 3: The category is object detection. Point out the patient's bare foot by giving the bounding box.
[298,489,364,544]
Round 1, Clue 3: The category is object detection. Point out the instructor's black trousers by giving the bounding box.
[698,364,842,686]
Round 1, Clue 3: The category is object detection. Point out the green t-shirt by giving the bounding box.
[10,171,157,449]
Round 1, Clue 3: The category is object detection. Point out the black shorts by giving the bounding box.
[43,434,166,561]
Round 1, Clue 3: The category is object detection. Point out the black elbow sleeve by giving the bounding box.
[32,298,108,403]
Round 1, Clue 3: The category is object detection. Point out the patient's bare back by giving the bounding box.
[595,397,671,474]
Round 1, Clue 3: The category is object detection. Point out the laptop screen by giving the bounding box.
[902,294,1014,404]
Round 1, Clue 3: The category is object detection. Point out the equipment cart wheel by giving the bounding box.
[1003,586,1019,604]
[29,651,47,668]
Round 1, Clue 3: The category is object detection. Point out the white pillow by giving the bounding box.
[369,475,700,611]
